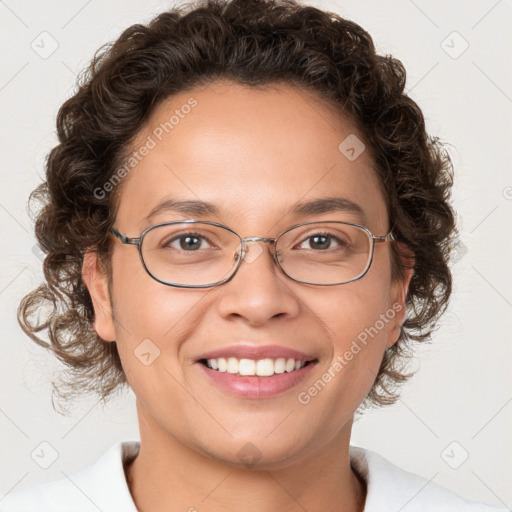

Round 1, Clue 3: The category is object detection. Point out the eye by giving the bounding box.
[165,232,213,251]
[297,233,349,251]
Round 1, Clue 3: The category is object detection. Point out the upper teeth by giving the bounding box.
[206,357,307,376]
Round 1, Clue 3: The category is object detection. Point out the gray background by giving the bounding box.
[1,0,511,507]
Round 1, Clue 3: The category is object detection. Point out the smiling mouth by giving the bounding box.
[198,357,318,377]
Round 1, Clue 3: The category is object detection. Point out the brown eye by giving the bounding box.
[164,232,212,251]
[297,233,348,251]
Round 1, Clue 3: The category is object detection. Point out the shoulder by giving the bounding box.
[349,445,508,512]
[0,441,140,512]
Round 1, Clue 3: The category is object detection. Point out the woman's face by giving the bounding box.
[87,81,410,469]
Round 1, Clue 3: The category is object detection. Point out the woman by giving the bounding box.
[3,0,506,510]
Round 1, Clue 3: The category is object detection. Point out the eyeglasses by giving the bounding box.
[109,220,394,288]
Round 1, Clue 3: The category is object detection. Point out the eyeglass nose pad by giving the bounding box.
[242,241,265,264]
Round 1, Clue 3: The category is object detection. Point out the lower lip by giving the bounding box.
[196,361,317,399]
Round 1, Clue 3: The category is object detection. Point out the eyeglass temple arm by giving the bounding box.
[110,228,140,245]
[373,232,395,243]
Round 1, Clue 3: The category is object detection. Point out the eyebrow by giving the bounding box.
[144,196,366,223]
[289,196,366,221]
[145,199,220,221]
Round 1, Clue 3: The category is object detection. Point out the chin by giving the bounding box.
[195,433,311,470]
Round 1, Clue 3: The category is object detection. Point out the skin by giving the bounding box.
[83,81,413,512]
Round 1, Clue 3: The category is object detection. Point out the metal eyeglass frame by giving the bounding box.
[109,219,395,288]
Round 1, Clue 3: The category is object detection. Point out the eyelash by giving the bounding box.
[164,232,215,250]
[163,231,348,251]
[296,233,348,250]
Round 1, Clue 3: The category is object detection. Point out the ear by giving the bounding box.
[387,242,415,347]
[82,250,116,342]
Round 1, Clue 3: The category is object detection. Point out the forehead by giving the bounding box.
[115,81,387,232]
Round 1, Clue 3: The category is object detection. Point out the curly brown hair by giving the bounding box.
[18,0,457,413]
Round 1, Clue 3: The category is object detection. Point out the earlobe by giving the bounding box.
[387,242,415,347]
[82,250,116,342]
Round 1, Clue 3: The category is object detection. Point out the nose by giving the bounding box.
[215,240,301,326]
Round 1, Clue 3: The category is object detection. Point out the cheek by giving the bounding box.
[112,248,185,325]
[108,268,208,424]
[292,277,397,439]
[108,250,207,367]
[106,254,219,440]
[326,290,391,369]
[311,257,395,378]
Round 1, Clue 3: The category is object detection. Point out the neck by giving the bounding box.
[125,401,366,512]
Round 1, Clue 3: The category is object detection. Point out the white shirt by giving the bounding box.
[0,441,506,511]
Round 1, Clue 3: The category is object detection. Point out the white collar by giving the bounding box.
[2,440,505,511]
[84,441,504,511]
